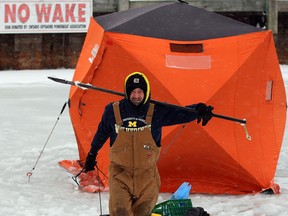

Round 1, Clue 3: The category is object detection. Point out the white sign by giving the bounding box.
[0,0,93,34]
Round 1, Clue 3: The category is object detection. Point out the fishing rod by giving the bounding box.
[27,101,68,181]
[47,76,252,140]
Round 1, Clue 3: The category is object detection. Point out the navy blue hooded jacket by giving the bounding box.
[89,98,198,155]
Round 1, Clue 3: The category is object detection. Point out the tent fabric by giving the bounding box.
[95,2,263,41]
[64,2,286,195]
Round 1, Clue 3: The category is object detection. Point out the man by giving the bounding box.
[84,72,213,216]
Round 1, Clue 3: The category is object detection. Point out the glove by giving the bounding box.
[84,152,97,172]
[195,103,214,126]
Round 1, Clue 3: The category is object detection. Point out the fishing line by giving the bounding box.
[72,165,109,215]
[96,165,110,216]
[160,124,186,157]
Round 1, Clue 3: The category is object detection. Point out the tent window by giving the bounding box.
[170,43,203,53]
[165,55,211,69]
[266,80,273,101]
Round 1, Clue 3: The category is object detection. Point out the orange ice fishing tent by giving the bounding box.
[59,2,286,194]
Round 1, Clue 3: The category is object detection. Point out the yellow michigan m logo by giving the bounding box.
[128,121,137,127]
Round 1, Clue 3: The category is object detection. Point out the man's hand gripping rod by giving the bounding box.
[48,76,252,141]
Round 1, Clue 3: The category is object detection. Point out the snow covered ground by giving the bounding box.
[0,66,288,216]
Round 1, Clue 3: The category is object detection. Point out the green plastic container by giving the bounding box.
[151,199,193,216]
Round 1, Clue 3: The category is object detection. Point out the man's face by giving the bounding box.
[129,88,144,106]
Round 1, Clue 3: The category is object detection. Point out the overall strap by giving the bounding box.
[112,102,122,125]
[146,103,155,124]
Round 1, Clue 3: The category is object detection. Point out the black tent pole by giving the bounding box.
[47,76,247,124]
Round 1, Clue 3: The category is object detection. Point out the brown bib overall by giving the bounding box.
[109,102,161,216]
